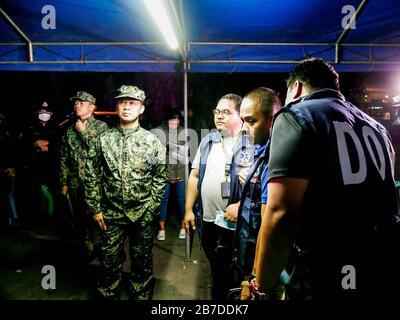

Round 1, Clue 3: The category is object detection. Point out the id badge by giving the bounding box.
[221,182,230,199]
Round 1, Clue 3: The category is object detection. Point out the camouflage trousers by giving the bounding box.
[68,187,100,258]
[97,213,156,300]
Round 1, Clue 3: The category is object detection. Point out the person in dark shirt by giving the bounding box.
[153,109,187,241]
[20,102,60,220]
[247,58,399,300]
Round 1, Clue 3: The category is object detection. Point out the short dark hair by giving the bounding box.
[219,93,243,112]
[166,108,182,121]
[286,58,339,91]
[245,87,282,117]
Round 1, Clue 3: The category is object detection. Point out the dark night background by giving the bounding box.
[1,70,400,178]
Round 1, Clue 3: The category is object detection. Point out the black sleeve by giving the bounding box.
[268,112,313,181]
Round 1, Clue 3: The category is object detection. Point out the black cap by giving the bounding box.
[35,101,52,111]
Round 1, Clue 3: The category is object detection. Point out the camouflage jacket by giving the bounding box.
[84,125,167,222]
[60,116,109,190]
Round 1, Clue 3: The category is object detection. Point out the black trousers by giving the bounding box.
[201,221,235,300]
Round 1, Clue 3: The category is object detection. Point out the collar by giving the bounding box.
[81,115,95,125]
[210,130,244,143]
[281,89,346,114]
[254,140,269,157]
[118,124,140,135]
[86,115,95,123]
[299,89,345,103]
[209,130,222,143]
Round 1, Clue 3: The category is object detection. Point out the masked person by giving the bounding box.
[20,102,60,220]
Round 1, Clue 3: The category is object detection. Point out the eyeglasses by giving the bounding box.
[213,109,235,117]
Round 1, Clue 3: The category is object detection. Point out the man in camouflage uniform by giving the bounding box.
[84,85,167,300]
[60,91,108,259]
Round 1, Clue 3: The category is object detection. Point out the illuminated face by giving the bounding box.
[213,98,241,134]
[116,98,144,125]
[168,117,180,130]
[74,100,95,119]
[240,97,272,146]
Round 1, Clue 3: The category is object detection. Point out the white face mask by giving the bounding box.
[38,113,51,122]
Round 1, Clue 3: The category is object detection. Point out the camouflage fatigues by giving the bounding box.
[70,91,96,104]
[114,85,146,101]
[60,116,108,189]
[85,125,167,300]
[60,115,108,254]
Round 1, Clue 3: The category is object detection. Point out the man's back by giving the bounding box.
[270,89,399,299]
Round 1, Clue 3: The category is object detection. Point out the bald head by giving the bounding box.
[240,87,282,145]
[245,87,282,117]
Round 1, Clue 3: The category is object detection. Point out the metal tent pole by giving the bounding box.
[0,7,33,62]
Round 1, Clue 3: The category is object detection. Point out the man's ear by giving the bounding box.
[139,104,145,115]
[292,80,303,100]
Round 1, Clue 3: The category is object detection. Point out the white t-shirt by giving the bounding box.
[192,135,237,222]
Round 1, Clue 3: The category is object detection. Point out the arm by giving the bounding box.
[251,204,266,274]
[83,137,103,217]
[84,139,107,231]
[255,178,308,292]
[144,141,167,215]
[59,136,70,196]
[252,111,312,293]
[184,168,199,232]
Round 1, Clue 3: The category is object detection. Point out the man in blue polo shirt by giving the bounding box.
[232,88,283,299]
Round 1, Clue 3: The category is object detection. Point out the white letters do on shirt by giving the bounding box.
[334,121,388,185]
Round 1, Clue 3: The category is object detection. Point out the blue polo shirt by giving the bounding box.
[254,143,269,204]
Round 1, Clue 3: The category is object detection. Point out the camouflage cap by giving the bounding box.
[114,85,146,102]
[70,91,96,104]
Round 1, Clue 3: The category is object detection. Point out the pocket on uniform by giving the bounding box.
[129,150,153,178]
[102,152,119,172]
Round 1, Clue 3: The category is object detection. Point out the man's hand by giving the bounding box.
[239,167,251,185]
[75,119,87,133]
[240,281,251,300]
[184,209,196,234]
[93,212,107,232]
[225,202,240,223]
[61,185,69,197]
[240,278,271,300]
[4,167,16,177]
[34,140,49,152]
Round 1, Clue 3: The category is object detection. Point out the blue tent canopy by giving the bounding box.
[0,0,399,72]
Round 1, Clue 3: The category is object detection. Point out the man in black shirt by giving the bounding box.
[251,58,399,300]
